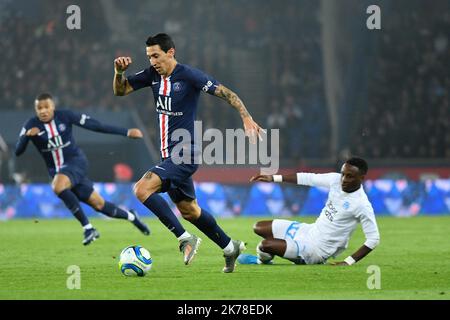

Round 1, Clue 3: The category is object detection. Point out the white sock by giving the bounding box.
[127,211,135,221]
[83,224,93,230]
[223,240,234,255]
[177,231,191,242]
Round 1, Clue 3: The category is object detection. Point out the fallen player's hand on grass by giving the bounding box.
[127,128,143,139]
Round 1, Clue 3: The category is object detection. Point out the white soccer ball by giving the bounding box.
[118,245,153,277]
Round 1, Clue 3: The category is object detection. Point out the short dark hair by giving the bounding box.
[36,93,53,101]
[145,33,175,52]
[345,157,368,175]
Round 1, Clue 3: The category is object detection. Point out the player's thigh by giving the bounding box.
[272,219,302,240]
[167,176,196,204]
[253,220,274,238]
[51,174,73,194]
[152,158,198,195]
[71,175,94,201]
[85,190,105,211]
[288,238,324,265]
[133,171,163,201]
[56,165,89,194]
[175,198,201,221]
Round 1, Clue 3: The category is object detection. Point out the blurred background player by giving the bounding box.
[239,157,380,266]
[15,93,150,245]
[113,33,265,273]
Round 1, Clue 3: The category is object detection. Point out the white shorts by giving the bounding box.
[272,219,326,265]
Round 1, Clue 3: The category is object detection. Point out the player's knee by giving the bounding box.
[253,221,270,237]
[52,184,68,195]
[253,222,263,235]
[259,239,274,253]
[133,181,154,202]
[91,201,104,211]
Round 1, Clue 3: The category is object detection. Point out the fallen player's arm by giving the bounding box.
[250,173,297,184]
[330,245,373,266]
[251,172,338,189]
[332,208,380,266]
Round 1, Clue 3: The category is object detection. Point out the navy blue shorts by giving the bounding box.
[149,158,199,203]
[58,164,94,202]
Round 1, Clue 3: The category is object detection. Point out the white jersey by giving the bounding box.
[296,172,380,259]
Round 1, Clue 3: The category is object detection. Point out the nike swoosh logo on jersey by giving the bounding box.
[38,131,46,136]
[155,166,166,171]
[152,81,159,85]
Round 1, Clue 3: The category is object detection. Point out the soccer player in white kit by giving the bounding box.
[240,157,380,266]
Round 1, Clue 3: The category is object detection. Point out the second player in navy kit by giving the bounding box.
[15,93,150,245]
[114,33,265,272]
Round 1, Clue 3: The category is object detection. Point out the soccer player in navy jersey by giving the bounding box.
[15,93,150,245]
[113,33,264,273]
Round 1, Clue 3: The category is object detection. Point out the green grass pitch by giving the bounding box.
[0,216,449,300]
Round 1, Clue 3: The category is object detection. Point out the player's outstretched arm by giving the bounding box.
[250,174,298,184]
[252,172,338,188]
[113,57,135,96]
[70,111,140,138]
[213,84,265,144]
[330,245,373,266]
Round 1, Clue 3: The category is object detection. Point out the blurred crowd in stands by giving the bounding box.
[353,1,450,159]
[1,0,448,162]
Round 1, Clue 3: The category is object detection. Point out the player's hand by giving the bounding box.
[114,56,133,73]
[26,127,41,136]
[243,117,266,144]
[127,128,143,139]
[250,174,273,183]
[329,261,350,266]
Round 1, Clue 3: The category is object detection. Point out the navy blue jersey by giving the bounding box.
[15,110,128,177]
[127,63,219,159]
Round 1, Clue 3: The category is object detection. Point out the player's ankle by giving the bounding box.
[177,231,191,242]
[83,224,93,230]
[222,240,234,255]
